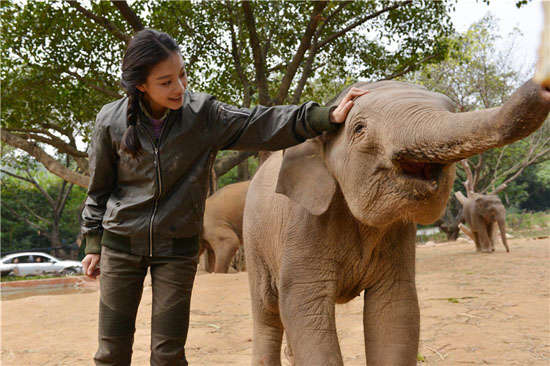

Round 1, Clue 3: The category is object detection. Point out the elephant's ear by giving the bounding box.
[275,139,336,216]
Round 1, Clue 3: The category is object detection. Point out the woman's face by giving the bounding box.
[137,51,188,115]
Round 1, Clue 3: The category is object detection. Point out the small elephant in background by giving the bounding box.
[456,191,510,253]
[199,180,250,273]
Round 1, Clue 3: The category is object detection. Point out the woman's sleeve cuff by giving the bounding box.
[84,232,102,255]
[308,106,339,134]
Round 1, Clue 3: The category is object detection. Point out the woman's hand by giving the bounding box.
[329,87,369,123]
[81,254,101,279]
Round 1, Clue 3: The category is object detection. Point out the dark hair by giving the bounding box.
[119,29,180,158]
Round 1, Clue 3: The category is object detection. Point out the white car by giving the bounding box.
[0,252,83,276]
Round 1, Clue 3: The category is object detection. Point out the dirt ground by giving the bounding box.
[1,237,549,365]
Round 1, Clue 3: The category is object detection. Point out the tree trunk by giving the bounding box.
[237,159,250,181]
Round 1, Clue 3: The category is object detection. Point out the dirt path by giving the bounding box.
[1,237,548,365]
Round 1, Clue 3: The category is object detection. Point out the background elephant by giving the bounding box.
[456,192,510,253]
[199,180,250,273]
[243,78,549,365]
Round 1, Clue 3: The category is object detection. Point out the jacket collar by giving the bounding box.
[139,98,170,121]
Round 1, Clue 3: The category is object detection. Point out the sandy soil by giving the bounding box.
[1,237,549,365]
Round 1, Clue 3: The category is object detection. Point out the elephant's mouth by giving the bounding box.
[398,160,444,180]
[394,160,445,199]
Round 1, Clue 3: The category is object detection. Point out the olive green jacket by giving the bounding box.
[81,90,337,256]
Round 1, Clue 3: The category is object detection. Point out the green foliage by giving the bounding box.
[217,155,259,189]
[506,210,550,231]
[2,1,456,136]
[0,168,86,253]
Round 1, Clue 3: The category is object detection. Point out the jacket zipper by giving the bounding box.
[139,121,168,257]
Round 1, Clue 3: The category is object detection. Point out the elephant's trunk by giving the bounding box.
[497,216,510,253]
[395,80,550,163]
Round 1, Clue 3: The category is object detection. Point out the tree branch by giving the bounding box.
[488,146,550,194]
[111,0,144,31]
[66,0,130,43]
[16,131,88,158]
[214,151,256,177]
[460,160,475,196]
[274,1,327,104]
[490,147,507,191]
[0,130,90,188]
[291,47,317,104]
[64,70,122,99]
[5,129,89,173]
[241,1,270,105]
[56,181,74,218]
[24,168,56,207]
[3,202,48,231]
[316,1,352,38]
[226,1,252,107]
[382,54,437,81]
[315,1,412,51]
[0,169,35,185]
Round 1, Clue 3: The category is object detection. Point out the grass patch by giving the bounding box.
[506,211,550,231]
[509,227,550,239]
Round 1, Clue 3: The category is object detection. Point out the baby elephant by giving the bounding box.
[243,78,549,365]
[456,192,510,253]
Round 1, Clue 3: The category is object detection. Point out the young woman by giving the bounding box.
[80,29,366,366]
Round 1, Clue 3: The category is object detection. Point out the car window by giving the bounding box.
[34,255,51,263]
[13,256,32,263]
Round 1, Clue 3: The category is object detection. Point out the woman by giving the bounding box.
[81,29,366,366]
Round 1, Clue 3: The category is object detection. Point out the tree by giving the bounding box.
[1,0,457,188]
[408,15,550,239]
[0,154,86,253]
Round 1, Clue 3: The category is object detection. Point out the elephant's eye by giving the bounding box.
[353,124,365,134]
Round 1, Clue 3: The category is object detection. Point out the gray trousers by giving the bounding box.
[94,245,198,366]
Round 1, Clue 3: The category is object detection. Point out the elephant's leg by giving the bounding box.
[206,246,216,273]
[279,262,343,365]
[473,232,482,252]
[364,236,419,366]
[213,231,240,273]
[487,222,496,252]
[363,280,420,366]
[198,243,216,272]
[497,217,510,252]
[246,255,284,365]
[477,226,493,253]
[250,295,284,366]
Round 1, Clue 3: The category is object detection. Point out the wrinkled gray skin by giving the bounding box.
[243,79,550,365]
[199,181,249,273]
[459,193,509,253]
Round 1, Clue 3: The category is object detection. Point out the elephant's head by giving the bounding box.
[276,80,550,227]
[474,194,505,222]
